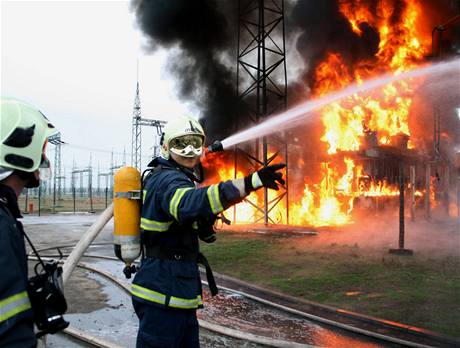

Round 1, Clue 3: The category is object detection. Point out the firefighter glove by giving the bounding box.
[197,217,217,243]
[244,163,286,193]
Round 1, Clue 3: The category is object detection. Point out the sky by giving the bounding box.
[1,0,190,181]
[2,1,459,190]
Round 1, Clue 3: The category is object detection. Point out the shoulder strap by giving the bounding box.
[0,199,48,271]
[0,198,14,219]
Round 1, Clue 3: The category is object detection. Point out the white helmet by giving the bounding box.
[1,97,56,174]
[161,116,205,159]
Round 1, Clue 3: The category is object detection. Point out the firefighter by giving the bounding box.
[0,98,56,347]
[132,116,285,347]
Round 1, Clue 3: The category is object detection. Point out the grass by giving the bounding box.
[18,194,110,214]
[201,231,460,337]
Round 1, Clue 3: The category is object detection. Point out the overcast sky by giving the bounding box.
[1,0,190,178]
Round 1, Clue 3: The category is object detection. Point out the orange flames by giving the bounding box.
[296,0,431,226]
[318,0,429,155]
[203,1,433,227]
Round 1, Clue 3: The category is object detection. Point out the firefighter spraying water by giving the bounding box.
[113,116,285,347]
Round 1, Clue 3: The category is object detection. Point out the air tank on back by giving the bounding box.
[113,166,141,278]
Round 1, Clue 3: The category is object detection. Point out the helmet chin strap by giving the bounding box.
[15,170,40,188]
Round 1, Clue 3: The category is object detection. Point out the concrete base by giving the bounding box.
[388,248,414,256]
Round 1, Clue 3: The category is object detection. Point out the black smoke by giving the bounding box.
[132,0,460,143]
[132,0,240,142]
[286,0,380,97]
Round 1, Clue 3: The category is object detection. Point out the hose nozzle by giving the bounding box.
[207,140,224,153]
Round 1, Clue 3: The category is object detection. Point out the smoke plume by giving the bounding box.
[132,0,240,142]
[132,0,459,143]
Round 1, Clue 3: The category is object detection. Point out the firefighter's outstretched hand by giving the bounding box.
[245,163,286,193]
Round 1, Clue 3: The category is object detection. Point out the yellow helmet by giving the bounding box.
[0,97,56,172]
[161,116,205,159]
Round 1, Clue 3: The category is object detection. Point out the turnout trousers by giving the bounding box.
[132,298,199,348]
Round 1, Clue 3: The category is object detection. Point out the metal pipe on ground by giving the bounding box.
[62,203,114,284]
[425,164,431,220]
[410,165,415,221]
[456,152,460,233]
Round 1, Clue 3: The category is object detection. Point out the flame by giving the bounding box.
[338,0,373,36]
[292,0,431,226]
[201,1,434,227]
[316,0,430,155]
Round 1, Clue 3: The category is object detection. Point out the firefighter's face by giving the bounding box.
[170,152,201,169]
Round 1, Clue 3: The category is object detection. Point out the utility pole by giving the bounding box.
[88,154,94,213]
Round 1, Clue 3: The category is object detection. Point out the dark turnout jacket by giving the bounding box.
[132,157,243,309]
[0,184,36,347]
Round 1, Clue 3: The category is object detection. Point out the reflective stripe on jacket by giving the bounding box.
[0,184,36,347]
[0,291,31,323]
[132,157,243,309]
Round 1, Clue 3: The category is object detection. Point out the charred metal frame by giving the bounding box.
[236,0,288,225]
[429,13,460,219]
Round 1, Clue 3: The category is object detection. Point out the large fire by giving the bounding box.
[204,0,433,227]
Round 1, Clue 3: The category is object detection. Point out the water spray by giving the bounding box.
[211,59,459,150]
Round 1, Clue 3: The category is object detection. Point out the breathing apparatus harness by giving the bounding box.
[0,200,68,338]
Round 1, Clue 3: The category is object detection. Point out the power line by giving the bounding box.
[63,143,152,159]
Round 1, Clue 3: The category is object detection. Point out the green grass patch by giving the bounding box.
[201,232,460,337]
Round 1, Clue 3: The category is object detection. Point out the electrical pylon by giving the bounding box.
[236,0,288,225]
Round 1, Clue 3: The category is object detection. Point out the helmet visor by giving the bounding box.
[169,135,203,150]
[169,135,204,158]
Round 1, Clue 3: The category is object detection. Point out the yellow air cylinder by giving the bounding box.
[113,166,141,266]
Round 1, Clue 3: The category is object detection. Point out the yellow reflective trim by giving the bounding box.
[207,184,223,214]
[132,284,202,309]
[131,284,166,305]
[251,173,259,189]
[140,218,173,232]
[169,187,192,221]
[0,291,31,323]
[169,295,202,309]
[142,190,147,203]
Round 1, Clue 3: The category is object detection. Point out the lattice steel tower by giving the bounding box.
[49,132,65,208]
[237,0,288,224]
[131,80,142,170]
[131,70,166,171]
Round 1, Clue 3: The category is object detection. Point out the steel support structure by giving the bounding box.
[49,132,65,211]
[131,81,142,170]
[98,172,111,208]
[236,0,288,225]
[130,79,166,171]
[71,167,94,212]
[135,117,166,163]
